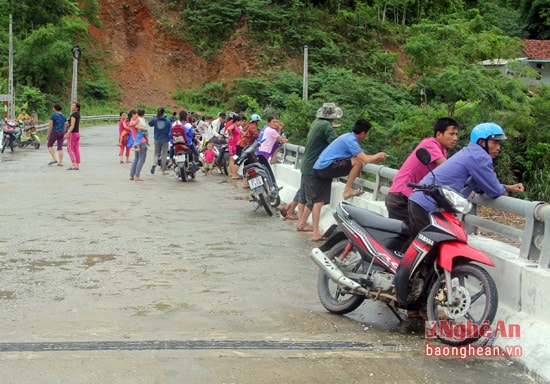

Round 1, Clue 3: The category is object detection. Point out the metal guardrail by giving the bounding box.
[281,143,550,269]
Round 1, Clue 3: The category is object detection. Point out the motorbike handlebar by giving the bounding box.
[407,182,432,190]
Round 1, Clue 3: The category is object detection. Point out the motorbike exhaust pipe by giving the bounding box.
[311,248,369,295]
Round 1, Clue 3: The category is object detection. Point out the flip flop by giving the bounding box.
[343,189,365,200]
[311,236,328,242]
[48,160,58,165]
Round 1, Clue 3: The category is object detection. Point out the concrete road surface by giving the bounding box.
[0,125,541,383]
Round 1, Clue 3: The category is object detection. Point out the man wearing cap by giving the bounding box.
[293,102,342,234]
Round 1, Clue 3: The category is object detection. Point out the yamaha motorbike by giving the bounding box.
[236,141,281,216]
[310,148,498,345]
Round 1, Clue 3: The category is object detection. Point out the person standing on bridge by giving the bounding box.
[118,111,131,164]
[385,117,459,222]
[291,102,341,230]
[149,107,171,176]
[64,102,81,170]
[46,103,67,166]
[129,110,148,181]
[408,122,525,237]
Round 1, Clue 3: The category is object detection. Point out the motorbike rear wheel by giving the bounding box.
[426,263,498,346]
[258,188,273,216]
[317,240,365,315]
[179,163,188,182]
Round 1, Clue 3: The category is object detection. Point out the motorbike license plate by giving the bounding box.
[174,155,185,163]
[249,176,263,189]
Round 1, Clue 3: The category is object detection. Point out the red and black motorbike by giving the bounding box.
[310,148,498,345]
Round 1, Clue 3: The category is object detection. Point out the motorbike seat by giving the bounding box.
[342,202,410,236]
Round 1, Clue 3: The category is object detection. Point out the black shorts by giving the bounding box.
[312,159,352,204]
[297,173,316,209]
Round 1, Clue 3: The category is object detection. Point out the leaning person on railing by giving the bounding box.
[311,119,388,242]
[408,122,525,238]
[385,117,459,222]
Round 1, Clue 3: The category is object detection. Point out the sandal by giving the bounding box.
[343,189,365,200]
[311,236,328,242]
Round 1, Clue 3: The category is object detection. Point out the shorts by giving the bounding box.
[312,159,352,204]
[204,162,213,170]
[297,173,316,209]
[48,130,65,151]
[228,143,237,156]
[385,192,409,221]
[236,145,243,157]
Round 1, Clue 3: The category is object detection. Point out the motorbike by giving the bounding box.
[171,124,201,182]
[204,135,229,176]
[236,140,281,216]
[17,121,41,149]
[310,148,498,346]
[1,120,20,153]
[1,120,41,154]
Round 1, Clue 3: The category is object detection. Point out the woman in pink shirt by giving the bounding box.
[227,114,245,179]
[118,111,131,163]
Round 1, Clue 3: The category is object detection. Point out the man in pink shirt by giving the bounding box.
[385,117,460,221]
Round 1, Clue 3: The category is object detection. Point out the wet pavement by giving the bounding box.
[0,125,542,383]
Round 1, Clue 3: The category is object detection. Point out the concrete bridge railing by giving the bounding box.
[280,143,550,269]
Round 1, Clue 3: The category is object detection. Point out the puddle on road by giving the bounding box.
[0,290,16,300]
[82,254,116,267]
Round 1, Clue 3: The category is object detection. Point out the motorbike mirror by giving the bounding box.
[416,147,431,166]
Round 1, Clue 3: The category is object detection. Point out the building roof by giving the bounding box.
[521,39,550,60]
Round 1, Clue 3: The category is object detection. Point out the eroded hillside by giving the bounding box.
[88,0,260,109]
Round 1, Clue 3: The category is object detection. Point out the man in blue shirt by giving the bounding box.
[310,118,387,241]
[408,122,525,236]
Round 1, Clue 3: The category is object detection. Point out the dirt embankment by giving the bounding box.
[88,0,258,109]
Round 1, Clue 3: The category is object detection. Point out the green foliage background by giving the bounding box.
[1,0,550,201]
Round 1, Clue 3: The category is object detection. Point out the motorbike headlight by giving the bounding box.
[442,186,472,214]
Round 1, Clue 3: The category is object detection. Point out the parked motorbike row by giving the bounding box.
[1,119,41,153]
[169,132,282,216]
[310,148,498,346]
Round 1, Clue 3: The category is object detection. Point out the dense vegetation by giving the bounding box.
[1,0,550,201]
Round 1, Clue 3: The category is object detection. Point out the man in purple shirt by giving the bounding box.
[408,122,525,236]
[385,118,460,221]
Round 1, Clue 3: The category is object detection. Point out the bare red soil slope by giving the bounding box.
[88,0,258,109]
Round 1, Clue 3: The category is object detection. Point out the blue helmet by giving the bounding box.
[250,114,262,122]
[470,123,507,144]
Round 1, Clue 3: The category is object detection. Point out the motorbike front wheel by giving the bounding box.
[32,135,40,149]
[1,135,7,153]
[426,263,498,346]
[317,240,365,315]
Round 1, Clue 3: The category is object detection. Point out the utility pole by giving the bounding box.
[70,46,81,102]
[302,45,308,101]
[8,14,14,119]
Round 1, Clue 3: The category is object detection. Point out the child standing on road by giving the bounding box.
[203,141,215,176]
